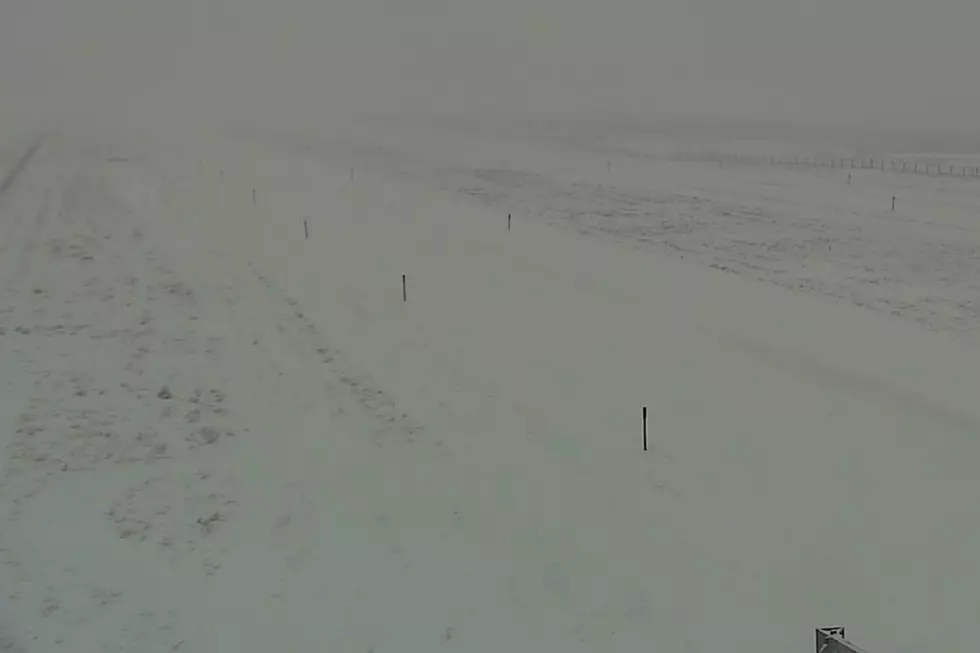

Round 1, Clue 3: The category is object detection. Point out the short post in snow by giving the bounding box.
[642,406,648,452]
[253,188,256,205]
[892,196,896,212]
[402,274,407,302]
[508,213,511,231]
[304,219,309,239]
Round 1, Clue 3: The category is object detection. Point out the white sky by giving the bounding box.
[2,0,979,135]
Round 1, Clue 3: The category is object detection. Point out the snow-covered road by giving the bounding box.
[2,129,980,653]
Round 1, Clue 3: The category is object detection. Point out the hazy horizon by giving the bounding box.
[2,0,980,143]
[7,3,980,651]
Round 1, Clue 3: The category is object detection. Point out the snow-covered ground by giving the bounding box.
[301,120,980,340]
[3,125,980,653]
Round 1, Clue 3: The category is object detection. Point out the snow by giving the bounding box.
[3,125,980,653]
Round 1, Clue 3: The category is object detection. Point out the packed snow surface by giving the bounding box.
[2,125,980,653]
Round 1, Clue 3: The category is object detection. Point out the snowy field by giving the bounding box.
[3,125,980,653]
[308,120,980,340]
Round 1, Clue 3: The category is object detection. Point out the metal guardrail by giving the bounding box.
[817,627,872,653]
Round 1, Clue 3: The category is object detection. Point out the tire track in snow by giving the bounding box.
[247,263,431,450]
[0,137,47,653]
[0,151,263,651]
[0,136,43,200]
[0,136,46,284]
[722,332,980,437]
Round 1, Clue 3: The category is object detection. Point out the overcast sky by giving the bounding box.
[2,0,979,136]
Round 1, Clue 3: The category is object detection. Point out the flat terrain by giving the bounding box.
[2,124,980,653]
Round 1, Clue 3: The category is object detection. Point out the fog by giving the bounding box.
[7,2,980,652]
[2,0,980,143]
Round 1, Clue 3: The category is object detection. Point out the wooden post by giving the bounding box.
[642,407,648,451]
[892,196,896,212]
[402,274,407,302]
[304,219,309,239]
